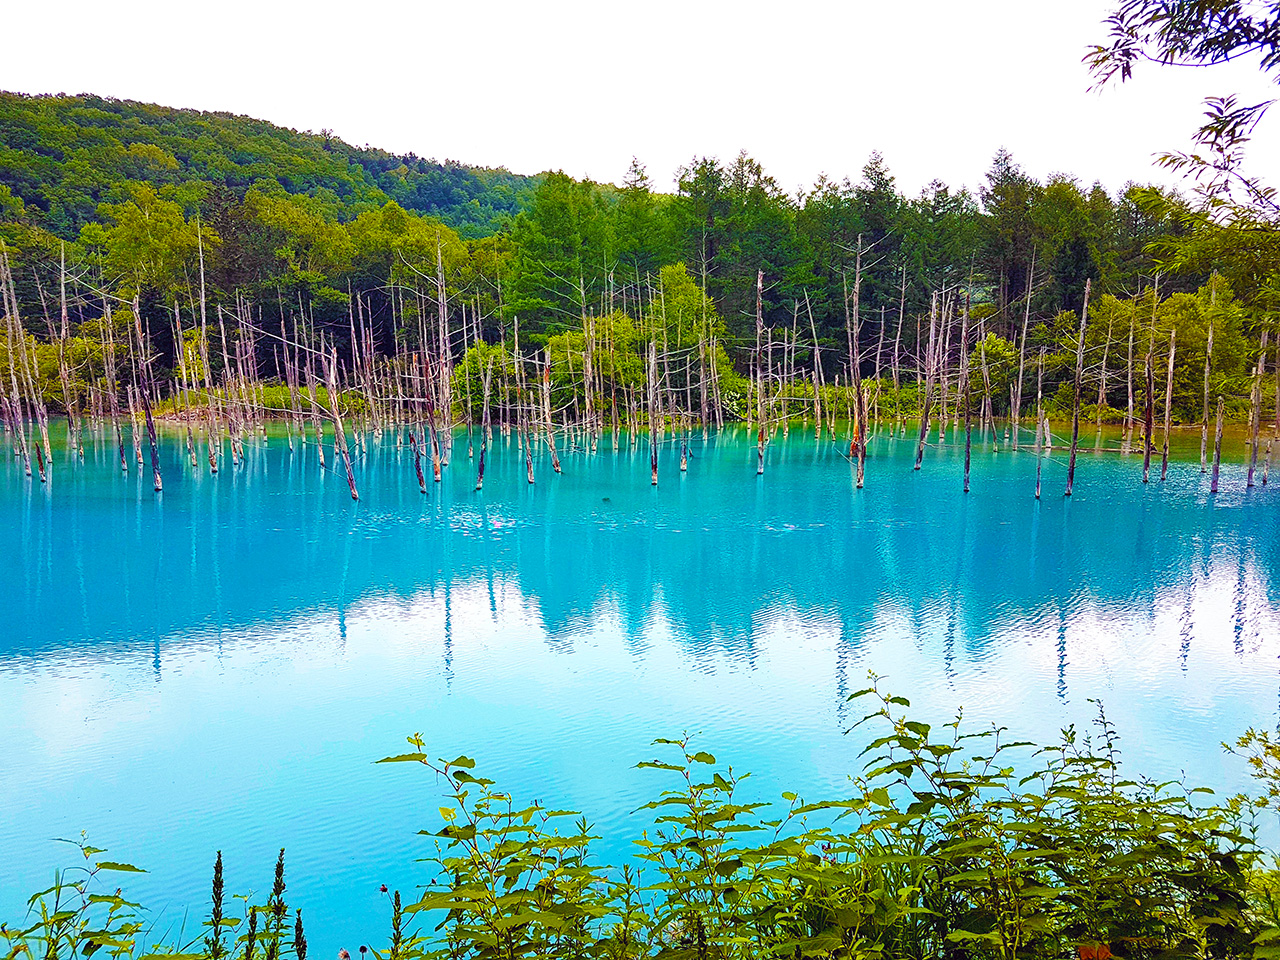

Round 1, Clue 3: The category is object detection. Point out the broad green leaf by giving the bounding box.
[376,753,427,764]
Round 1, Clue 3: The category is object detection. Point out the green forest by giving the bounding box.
[1,85,1277,452]
[0,92,540,238]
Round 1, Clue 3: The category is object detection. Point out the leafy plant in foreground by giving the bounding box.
[9,691,1280,960]
[0,834,148,960]
[378,734,615,959]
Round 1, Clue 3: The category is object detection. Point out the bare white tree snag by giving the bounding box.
[1065,279,1090,497]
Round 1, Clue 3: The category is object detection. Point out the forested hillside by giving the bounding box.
[0,92,539,238]
[0,89,1274,432]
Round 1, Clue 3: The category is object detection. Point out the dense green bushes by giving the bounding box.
[6,687,1280,960]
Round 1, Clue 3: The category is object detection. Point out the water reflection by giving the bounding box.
[5,430,1278,662]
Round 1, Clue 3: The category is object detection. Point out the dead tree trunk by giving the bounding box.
[326,349,359,500]
[756,271,766,476]
[1065,279,1090,497]
[476,357,492,491]
[1201,284,1215,472]
[1248,332,1269,487]
[1011,248,1035,450]
[914,292,940,470]
[960,292,973,493]
[846,240,867,488]
[1210,395,1225,493]
[542,347,561,473]
[1160,329,1176,482]
[1035,348,1046,500]
[1142,349,1154,483]
[1124,304,1136,453]
[131,297,162,491]
[649,340,659,486]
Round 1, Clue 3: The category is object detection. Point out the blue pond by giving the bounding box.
[1,423,1278,954]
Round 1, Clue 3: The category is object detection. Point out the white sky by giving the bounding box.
[6,0,1279,198]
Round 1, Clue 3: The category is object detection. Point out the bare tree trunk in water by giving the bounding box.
[1065,280,1090,497]
[1210,396,1225,493]
[960,292,972,493]
[1202,280,1215,472]
[1160,330,1176,481]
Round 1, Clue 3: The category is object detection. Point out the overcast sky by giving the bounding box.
[6,0,1278,198]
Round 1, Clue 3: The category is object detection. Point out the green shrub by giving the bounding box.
[7,687,1278,960]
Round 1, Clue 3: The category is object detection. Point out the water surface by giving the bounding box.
[1,423,1277,953]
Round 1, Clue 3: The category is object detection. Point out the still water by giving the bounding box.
[1,423,1277,953]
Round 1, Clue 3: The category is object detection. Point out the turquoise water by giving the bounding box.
[2,422,1278,953]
